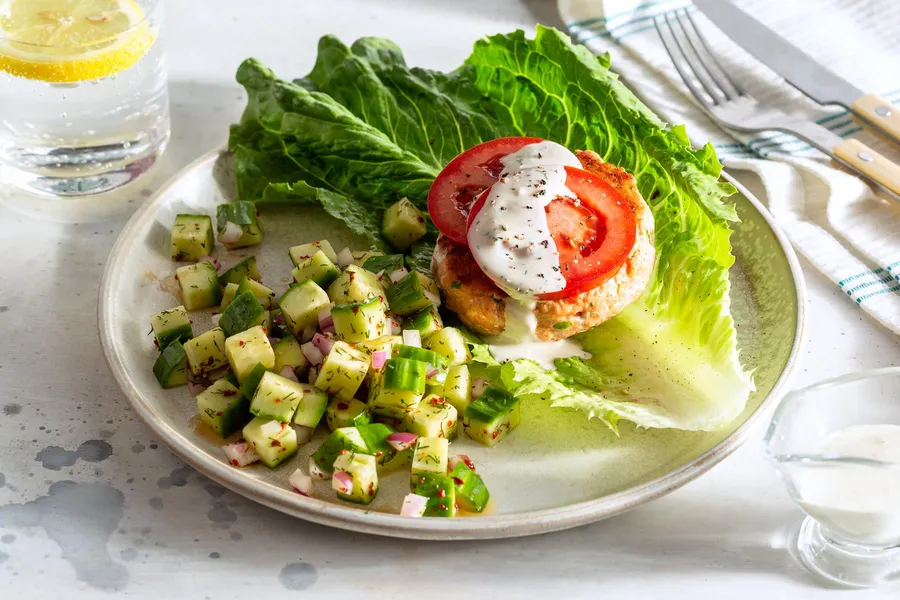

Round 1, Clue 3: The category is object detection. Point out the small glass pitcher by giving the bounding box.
[764,367,900,587]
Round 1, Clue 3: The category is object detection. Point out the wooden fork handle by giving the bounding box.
[833,138,900,196]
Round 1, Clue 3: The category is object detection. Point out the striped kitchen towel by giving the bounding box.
[559,0,900,333]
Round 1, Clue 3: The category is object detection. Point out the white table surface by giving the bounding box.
[1,0,898,597]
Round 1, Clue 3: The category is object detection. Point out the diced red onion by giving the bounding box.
[210,313,222,327]
[301,341,325,366]
[187,381,207,396]
[400,493,428,517]
[471,378,491,399]
[386,432,418,451]
[371,350,388,370]
[390,318,402,335]
[424,289,441,308]
[317,305,334,330]
[279,365,300,382]
[388,268,409,284]
[332,471,353,495]
[199,256,222,272]
[273,312,285,325]
[292,424,314,445]
[336,247,355,268]
[206,365,230,382]
[311,333,334,355]
[300,324,317,343]
[308,365,320,385]
[426,366,440,379]
[223,440,260,467]
[309,458,329,480]
[259,420,284,438]
[289,468,314,496]
[220,221,242,244]
[159,274,180,297]
[402,329,421,347]
[449,454,476,472]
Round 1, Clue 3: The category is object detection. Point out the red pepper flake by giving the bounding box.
[492,430,498,439]
[271,440,281,447]
[237,438,246,443]
[223,390,236,397]
[446,420,453,426]
[216,411,223,416]
[463,457,476,471]
[339,449,348,455]
[438,503,446,510]
[231,459,239,466]
[438,489,446,498]
[238,340,245,346]
[375,451,383,457]
[337,402,349,410]
[452,477,464,486]
[274,398,281,403]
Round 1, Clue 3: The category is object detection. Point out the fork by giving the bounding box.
[654,8,900,200]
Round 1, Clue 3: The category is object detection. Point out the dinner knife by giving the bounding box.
[694,0,900,147]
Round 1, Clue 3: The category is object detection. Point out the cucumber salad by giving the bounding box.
[150,199,510,516]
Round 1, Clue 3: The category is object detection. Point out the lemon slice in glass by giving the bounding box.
[0,0,155,83]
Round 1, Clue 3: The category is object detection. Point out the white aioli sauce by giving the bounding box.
[794,424,900,546]
[466,141,591,368]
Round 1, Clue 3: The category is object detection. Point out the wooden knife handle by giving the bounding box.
[852,94,900,144]
[833,138,900,196]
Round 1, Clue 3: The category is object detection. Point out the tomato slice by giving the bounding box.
[427,136,544,244]
[466,166,637,301]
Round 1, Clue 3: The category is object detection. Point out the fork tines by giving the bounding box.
[654,9,746,109]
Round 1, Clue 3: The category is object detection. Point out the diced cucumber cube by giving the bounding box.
[404,306,443,339]
[292,250,340,289]
[171,214,215,262]
[225,325,275,382]
[239,362,268,399]
[292,384,329,429]
[352,250,384,268]
[463,386,521,447]
[332,452,379,505]
[327,265,386,306]
[370,357,426,420]
[236,277,276,309]
[442,365,471,413]
[392,344,449,385]
[150,305,193,350]
[385,271,431,316]
[314,341,369,401]
[219,290,266,337]
[197,379,249,438]
[401,395,458,439]
[414,473,456,518]
[220,283,239,310]
[410,436,448,487]
[183,328,228,376]
[153,340,189,388]
[332,297,387,343]
[416,271,440,298]
[289,240,337,267]
[218,256,260,287]
[176,261,222,311]
[325,398,372,431]
[242,417,298,468]
[272,335,308,374]
[249,371,305,423]
[356,423,398,468]
[382,198,427,251]
[361,253,405,274]
[311,427,368,476]
[450,461,490,513]
[279,281,330,337]
[423,327,471,367]
[355,335,401,385]
[216,201,263,249]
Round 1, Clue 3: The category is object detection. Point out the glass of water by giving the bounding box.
[0,0,169,198]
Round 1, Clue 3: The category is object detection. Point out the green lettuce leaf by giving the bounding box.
[464,26,753,431]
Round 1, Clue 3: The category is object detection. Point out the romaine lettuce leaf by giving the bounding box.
[465,27,754,431]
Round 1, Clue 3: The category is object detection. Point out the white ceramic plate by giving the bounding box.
[100,150,806,539]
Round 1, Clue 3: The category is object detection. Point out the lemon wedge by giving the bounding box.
[0,0,155,83]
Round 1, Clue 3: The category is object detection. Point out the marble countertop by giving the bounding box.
[1,1,898,597]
